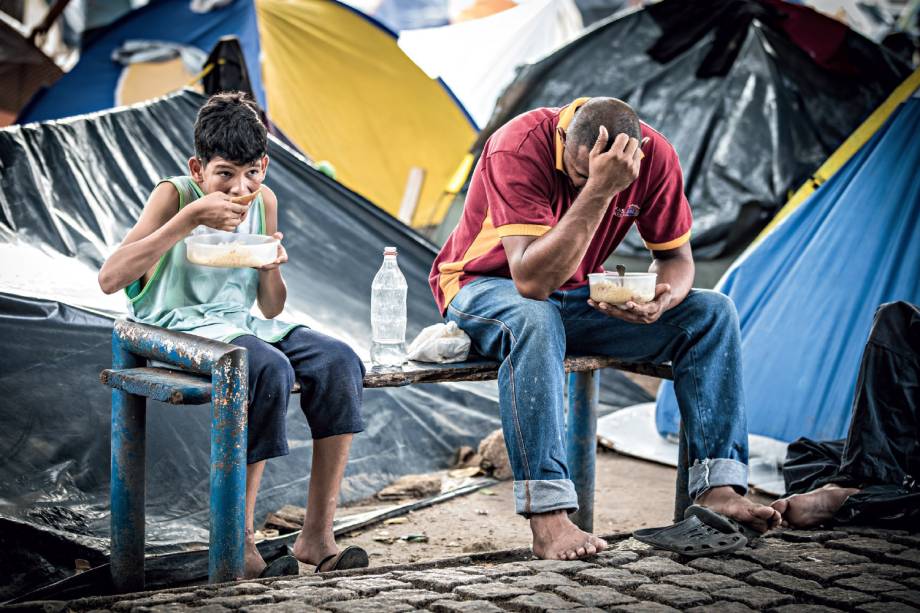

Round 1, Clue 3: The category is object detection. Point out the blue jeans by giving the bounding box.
[446,277,749,516]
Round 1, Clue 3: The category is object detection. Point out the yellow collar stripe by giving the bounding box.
[555,97,591,171]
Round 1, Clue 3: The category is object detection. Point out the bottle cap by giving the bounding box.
[383,246,398,256]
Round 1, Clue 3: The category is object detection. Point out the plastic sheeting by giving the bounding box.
[397,0,583,128]
[470,0,909,258]
[17,0,264,124]
[0,90,651,600]
[656,95,920,443]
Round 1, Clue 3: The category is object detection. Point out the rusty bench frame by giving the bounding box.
[101,319,679,592]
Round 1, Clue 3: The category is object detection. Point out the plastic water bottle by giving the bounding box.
[371,246,408,366]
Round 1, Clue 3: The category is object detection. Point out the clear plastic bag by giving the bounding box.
[407,321,471,363]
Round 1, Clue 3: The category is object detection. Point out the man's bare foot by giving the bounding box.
[243,536,267,579]
[531,510,607,560]
[696,486,782,533]
[292,529,339,570]
[771,484,859,529]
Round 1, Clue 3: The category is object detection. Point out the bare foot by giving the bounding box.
[243,537,267,579]
[696,486,782,533]
[292,529,339,570]
[771,484,859,529]
[531,510,608,560]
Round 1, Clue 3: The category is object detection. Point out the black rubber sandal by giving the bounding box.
[633,515,747,558]
[684,504,762,541]
[314,545,369,573]
[259,554,299,578]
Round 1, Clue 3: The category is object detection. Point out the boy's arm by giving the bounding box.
[255,186,288,319]
[98,183,246,294]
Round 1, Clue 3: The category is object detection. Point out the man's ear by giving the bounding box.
[188,157,203,181]
[556,126,566,144]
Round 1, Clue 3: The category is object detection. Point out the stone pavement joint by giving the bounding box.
[4,528,919,613]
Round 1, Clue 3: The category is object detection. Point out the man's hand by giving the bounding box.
[188,192,250,232]
[584,127,649,198]
[588,283,672,324]
[255,232,288,271]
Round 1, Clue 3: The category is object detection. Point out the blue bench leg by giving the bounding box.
[567,369,600,532]
[208,348,249,583]
[110,337,146,593]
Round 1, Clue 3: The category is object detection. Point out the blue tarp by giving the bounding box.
[656,96,920,443]
[18,0,263,124]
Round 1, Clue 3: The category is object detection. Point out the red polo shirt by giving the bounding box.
[430,98,692,314]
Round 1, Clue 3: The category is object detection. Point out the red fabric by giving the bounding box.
[430,103,692,314]
[763,0,853,75]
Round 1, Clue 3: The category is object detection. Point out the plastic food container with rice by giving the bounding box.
[185,233,278,268]
[588,271,657,307]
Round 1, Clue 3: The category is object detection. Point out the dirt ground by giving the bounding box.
[328,451,772,567]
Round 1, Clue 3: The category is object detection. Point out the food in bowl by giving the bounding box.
[185,232,278,268]
[588,272,657,306]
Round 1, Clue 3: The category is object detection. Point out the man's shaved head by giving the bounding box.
[566,97,641,153]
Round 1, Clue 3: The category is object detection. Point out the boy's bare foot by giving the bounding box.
[695,485,782,533]
[292,529,339,570]
[531,510,607,560]
[243,538,267,579]
[771,484,859,528]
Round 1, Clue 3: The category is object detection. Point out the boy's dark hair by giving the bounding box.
[567,97,641,154]
[194,92,267,165]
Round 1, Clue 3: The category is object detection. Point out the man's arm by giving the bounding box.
[503,129,644,301]
[98,184,248,294]
[255,186,288,319]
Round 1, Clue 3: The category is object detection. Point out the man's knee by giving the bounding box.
[511,300,563,339]
[683,290,739,326]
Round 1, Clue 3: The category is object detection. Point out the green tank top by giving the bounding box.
[125,176,299,343]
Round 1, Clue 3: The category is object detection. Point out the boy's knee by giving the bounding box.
[318,338,365,381]
[254,350,296,391]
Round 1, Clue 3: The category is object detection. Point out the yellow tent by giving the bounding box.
[256,0,478,228]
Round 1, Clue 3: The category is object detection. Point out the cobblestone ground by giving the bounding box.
[5,526,919,613]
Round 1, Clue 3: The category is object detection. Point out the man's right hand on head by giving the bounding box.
[189,191,250,232]
[584,127,648,198]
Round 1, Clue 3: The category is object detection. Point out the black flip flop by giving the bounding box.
[314,545,369,573]
[684,504,762,541]
[259,554,299,578]
[633,515,747,558]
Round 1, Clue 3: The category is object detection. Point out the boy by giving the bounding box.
[99,92,368,577]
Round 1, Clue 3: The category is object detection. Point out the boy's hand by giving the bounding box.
[189,192,250,232]
[255,232,288,271]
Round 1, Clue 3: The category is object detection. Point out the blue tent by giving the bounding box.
[656,92,920,443]
[18,0,262,124]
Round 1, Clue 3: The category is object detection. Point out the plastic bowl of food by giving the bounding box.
[588,271,657,306]
[185,232,278,268]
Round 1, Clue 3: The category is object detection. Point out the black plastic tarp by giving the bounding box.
[473,0,910,258]
[0,90,651,600]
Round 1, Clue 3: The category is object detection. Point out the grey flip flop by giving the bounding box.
[684,504,762,541]
[633,515,747,558]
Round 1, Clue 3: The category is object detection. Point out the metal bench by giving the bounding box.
[101,319,678,592]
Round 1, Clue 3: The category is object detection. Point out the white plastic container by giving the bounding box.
[185,233,278,268]
[588,272,657,306]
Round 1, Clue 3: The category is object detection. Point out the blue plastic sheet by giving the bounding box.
[656,96,920,443]
[18,0,263,124]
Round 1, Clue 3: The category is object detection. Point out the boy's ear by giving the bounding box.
[260,154,269,175]
[188,157,203,181]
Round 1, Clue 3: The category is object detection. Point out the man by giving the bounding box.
[773,301,920,528]
[99,93,367,577]
[430,97,780,561]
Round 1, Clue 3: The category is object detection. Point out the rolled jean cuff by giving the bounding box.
[688,458,749,500]
[513,479,578,516]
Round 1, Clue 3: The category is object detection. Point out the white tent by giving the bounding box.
[398,0,583,128]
